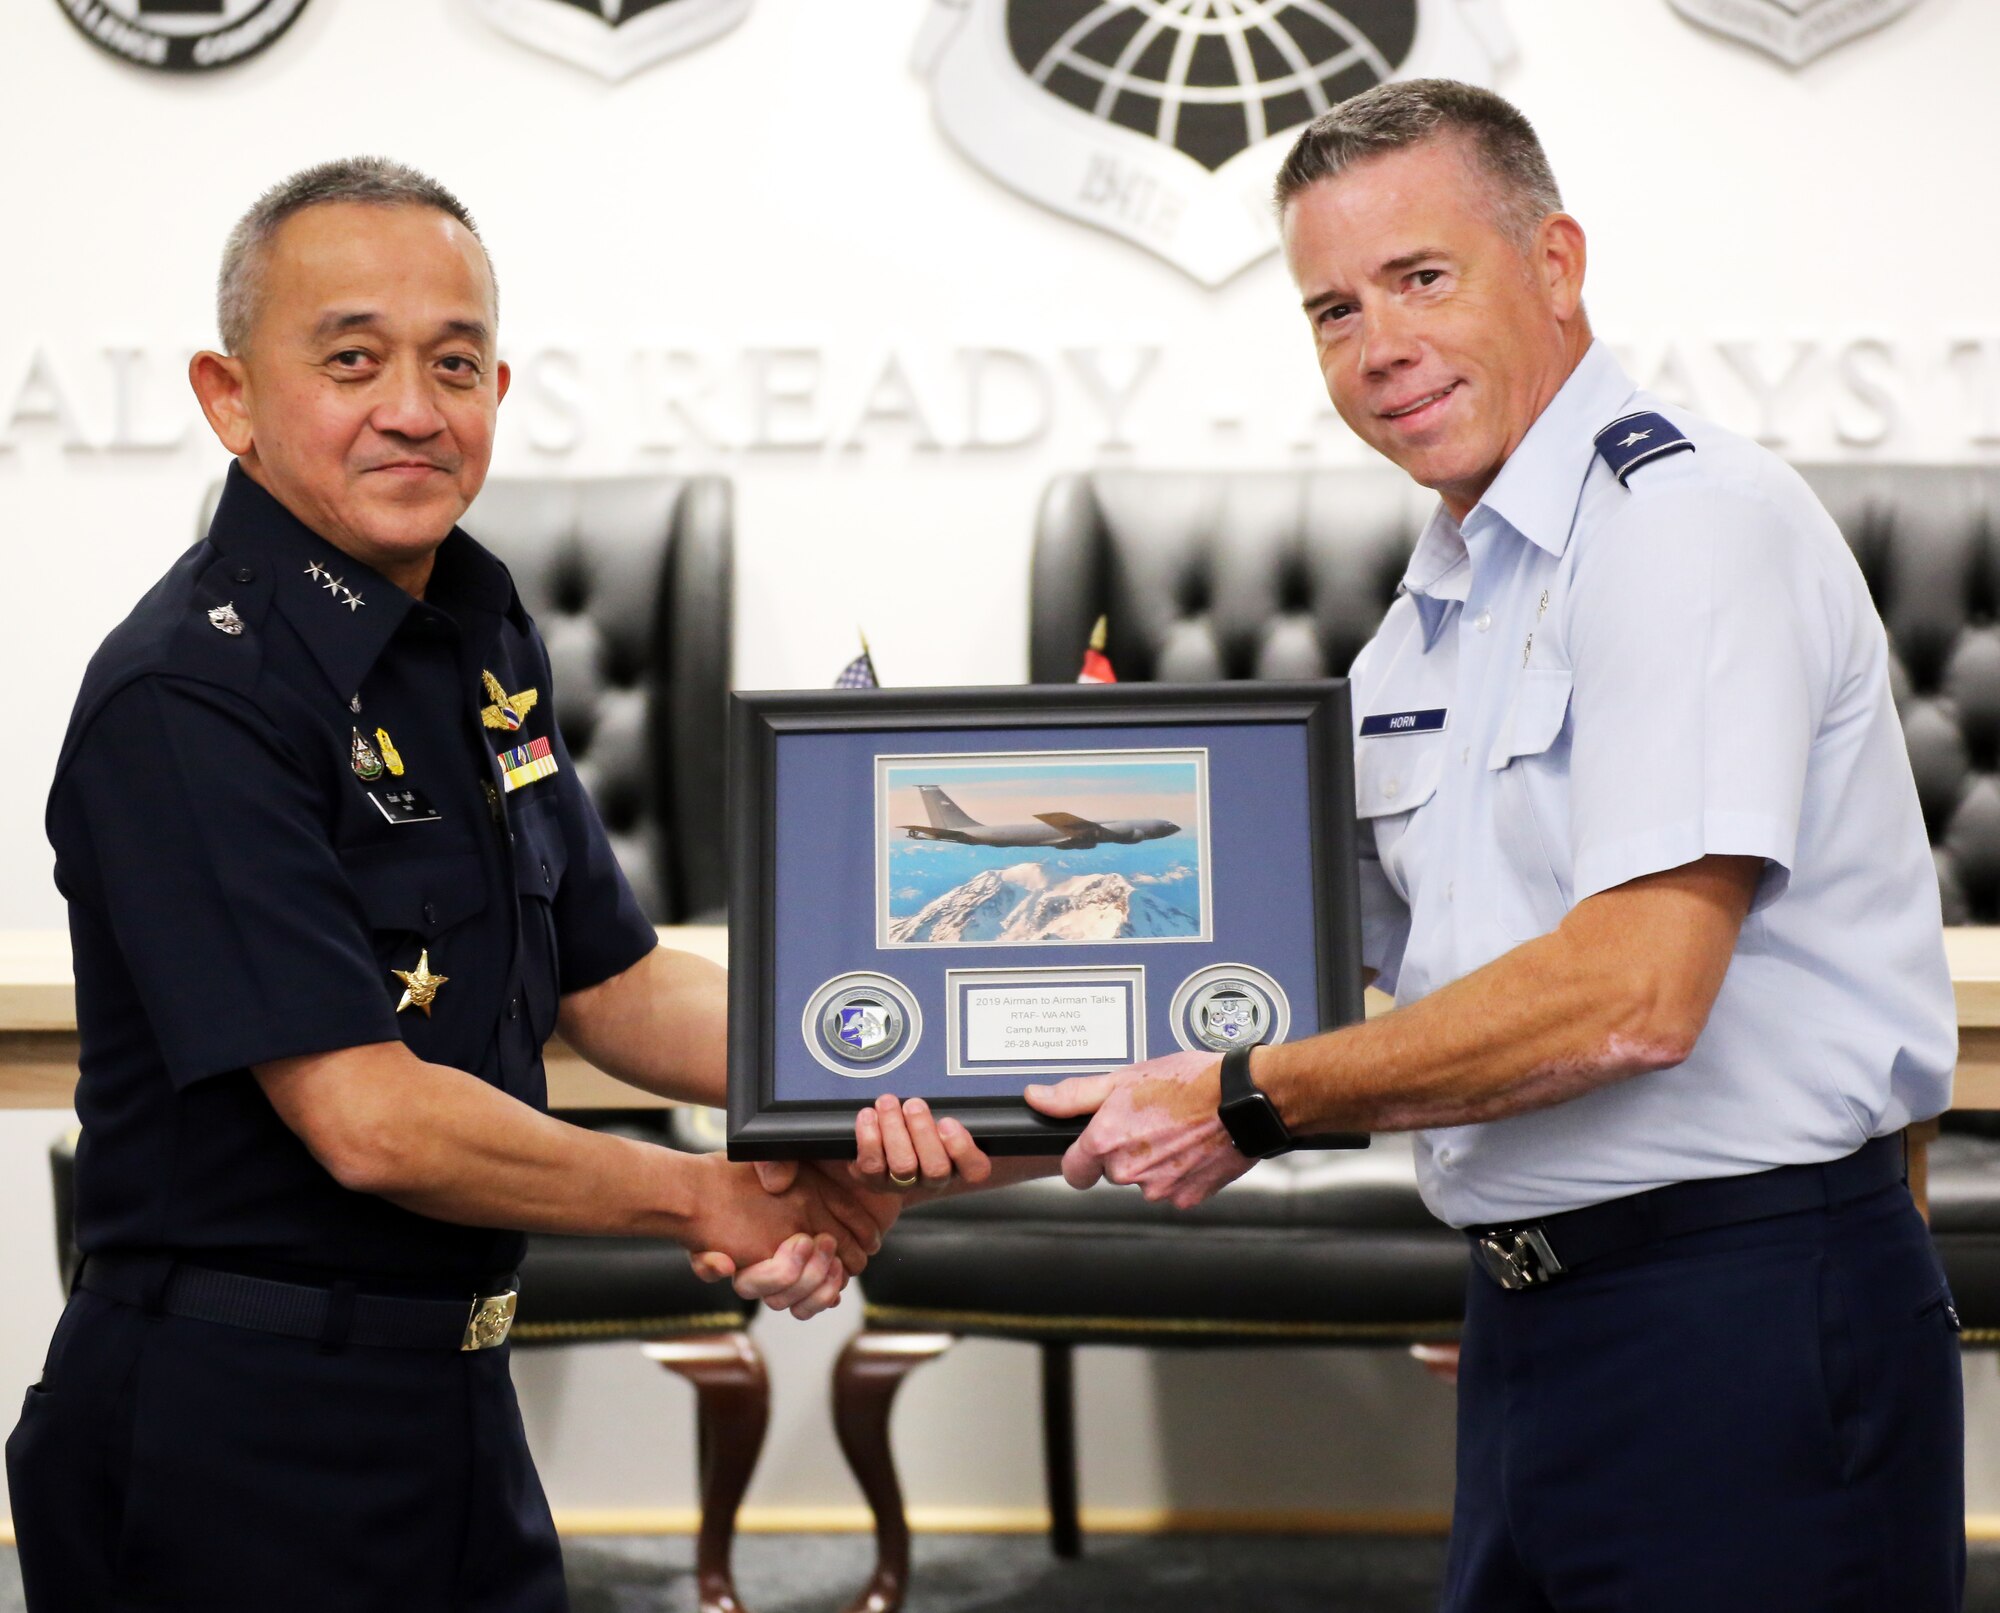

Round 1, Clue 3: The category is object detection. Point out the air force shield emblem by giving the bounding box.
[467,0,749,82]
[915,0,1515,286]
[1667,0,1924,67]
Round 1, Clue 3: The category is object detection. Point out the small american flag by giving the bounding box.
[1077,616,1116,684]
[835,635,879,689]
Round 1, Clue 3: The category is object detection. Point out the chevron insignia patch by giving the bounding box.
[1594,412,1695,488]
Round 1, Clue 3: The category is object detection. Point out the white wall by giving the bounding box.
[5,0,2000,1529]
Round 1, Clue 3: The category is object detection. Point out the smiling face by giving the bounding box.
[1281,135,1590,520]
[190,201,509,595]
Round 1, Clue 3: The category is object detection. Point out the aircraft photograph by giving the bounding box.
[898,785,1181,850]
[877,750,1209,947]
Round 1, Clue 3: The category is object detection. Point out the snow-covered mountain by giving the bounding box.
[889,861,1197,943]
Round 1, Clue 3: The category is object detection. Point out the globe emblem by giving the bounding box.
[1005,0,1419,172]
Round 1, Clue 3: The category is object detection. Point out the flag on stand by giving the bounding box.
[834,633,879,689]
[1077,616,1116,684]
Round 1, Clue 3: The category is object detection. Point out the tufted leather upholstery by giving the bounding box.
[199,475,734,922]
[1793,466,2000,925]
[471,477,732,923]
[1028,470,1427,686]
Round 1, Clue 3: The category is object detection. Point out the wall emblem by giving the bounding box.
[466,0,749,81]
[914,0,1514,286]
[53,0,312,73]
[1666,0,1924,67]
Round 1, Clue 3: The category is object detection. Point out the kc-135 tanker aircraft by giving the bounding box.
[898,785,1180,850]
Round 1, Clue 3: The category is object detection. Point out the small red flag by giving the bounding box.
[1077,616,1116,684]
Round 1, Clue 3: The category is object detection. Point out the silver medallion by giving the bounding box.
[801,972,923,1077]
[1170,962,1291,1054]
[207,602,245,636]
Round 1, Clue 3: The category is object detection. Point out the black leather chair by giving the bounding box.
[838,463,2000,1613]
[51,475,754,1613]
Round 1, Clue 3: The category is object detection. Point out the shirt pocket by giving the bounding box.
[1485,667,1574,939]
[1355,727,1448,903]
[339,843,490,1060]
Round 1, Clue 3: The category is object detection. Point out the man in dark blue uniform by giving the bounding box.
[5,157,889,1611]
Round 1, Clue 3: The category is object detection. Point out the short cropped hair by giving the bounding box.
[1272,79,1563,247]
[216,156,494,354]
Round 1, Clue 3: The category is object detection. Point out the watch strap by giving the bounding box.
[1217,1046,1372,1156]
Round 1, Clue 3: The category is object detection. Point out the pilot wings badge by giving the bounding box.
[480,671,540,732]
[913,0,1515,286]
[465,0,750,82]
[1666,0,1923,68]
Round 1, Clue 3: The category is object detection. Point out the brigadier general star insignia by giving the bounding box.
[480,671,540,732]
[392,950,448,1016]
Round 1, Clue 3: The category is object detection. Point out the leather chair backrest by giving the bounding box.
[201,476,733,922]
[1031,464,2000,922]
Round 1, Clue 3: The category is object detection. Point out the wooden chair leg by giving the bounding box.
[832,1329,957,1613]
[645,1332,770,1613]
[1041,1341,1081,1559]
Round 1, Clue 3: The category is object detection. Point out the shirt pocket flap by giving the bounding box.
[1355,730,1446,819]
[342,847,487,937]
[1486,668,1574,770]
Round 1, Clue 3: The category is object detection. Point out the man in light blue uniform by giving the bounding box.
[1027,79,1964,1609]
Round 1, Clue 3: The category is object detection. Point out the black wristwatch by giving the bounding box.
[1216,1046,1372,1158]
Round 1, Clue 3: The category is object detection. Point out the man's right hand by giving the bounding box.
[682,1154,892,1317]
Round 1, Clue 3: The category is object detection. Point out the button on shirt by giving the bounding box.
[50,464,658,1282]
[1349,342,1955,1227]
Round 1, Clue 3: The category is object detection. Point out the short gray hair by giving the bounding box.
[216,156,495,354]
[1273,79,1563,248]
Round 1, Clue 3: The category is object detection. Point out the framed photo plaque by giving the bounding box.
[726,683,1362,1158]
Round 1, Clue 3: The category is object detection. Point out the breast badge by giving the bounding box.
[391,950,449,1016]
[374,728,406,776]
[480,671,540,732]
[350,728,386,782]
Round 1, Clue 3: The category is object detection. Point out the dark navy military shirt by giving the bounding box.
[50,463,658,1284]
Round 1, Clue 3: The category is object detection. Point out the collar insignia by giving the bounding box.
[481,670,540,732]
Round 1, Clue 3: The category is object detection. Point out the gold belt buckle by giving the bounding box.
[461,1288,518,1351]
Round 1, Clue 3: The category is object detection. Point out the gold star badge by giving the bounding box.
[480,670,540,732]
[392,950,449,1016]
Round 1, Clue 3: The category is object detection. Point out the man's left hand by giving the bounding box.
[1024,1050,1253,1210]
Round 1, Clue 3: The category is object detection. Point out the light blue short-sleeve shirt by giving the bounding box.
[1349,340,1956,1228]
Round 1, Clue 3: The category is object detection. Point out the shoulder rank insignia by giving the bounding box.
[1594,411,1695,487]
[480,670,539,732]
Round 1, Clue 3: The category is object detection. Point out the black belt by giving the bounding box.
[1465,1133,1906,1292]
[80,1254,520,1352]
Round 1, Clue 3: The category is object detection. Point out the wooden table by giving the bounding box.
[7,925,2000,1119]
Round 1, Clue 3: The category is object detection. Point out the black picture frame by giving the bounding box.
[726,682,1362,1159]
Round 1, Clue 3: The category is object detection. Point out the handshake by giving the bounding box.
[683,1047,1254,1320]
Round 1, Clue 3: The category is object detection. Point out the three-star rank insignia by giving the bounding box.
[351,728,386,782]
[480,671,539,732]
[392,950,448,1016]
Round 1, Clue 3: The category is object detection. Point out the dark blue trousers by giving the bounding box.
[1442,1180,1965,1612]
[6,1289,567,1612]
